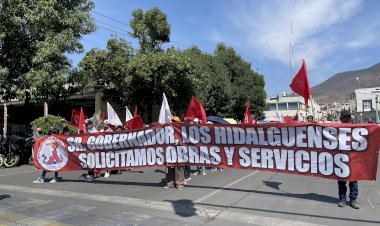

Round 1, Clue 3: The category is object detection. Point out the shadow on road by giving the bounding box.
[59,178,336,204]
[263,181,282,190]
[199,202,380,225]
[0,194,11,200]
[165,199,197,217]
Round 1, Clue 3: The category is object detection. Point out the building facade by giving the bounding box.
[351,87,380,123]
[264,94,321,122]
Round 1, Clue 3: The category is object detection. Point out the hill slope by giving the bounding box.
[312,63,380,104]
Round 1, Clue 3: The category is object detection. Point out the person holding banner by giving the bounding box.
[306,115,314,122]
[83,120,99,182]
[33,127,61,184]
[337,110,359,209]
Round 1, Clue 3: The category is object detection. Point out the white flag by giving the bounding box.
[158,93,172,123]
[125,106,133,122]
[107,102,122,126]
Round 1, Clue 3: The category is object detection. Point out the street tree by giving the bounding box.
[0,0,95,102]
[71,37,135,93]
[126,48,194,121]
[214,43,266,119]
[129,7,170,53]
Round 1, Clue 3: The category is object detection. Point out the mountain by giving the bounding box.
[312,62,380,104]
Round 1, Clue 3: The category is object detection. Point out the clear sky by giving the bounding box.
[69,0,380,98]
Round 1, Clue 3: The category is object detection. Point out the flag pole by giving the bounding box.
[310,95,316,121]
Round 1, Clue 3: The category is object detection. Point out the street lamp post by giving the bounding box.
[356,77,360,89]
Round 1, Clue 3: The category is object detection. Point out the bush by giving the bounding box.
[30,114,78,135]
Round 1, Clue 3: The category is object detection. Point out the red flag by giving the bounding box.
[186,96,207,124]
[243,101,253,124]
[70,109,80,126]
[134,105,138,117]
[123,116,144,130]
[78,107,85,134]
[290,59,311,107]
[284,116,293,123]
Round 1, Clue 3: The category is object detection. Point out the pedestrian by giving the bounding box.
[164,166,185,190]
[33,127,60,183]
[83,120,99,182]
[306,115,314,122]
[337,110,359,209]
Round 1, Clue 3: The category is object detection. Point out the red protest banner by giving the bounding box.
[34,123,380,181]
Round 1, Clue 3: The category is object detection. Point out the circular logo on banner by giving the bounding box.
[37,136,68,171]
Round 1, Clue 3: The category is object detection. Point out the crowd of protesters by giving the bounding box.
[30,111,364,210]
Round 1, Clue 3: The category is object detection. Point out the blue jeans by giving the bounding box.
[40,171,58,179]
[338,181,358,200]
[183,166,191,178]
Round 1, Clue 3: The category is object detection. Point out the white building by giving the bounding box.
[351,87,380,123]
[264,94,321,122]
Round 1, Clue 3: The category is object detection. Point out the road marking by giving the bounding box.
[194,171,259,203]
[0,169,39,177]
[0,184,323,226]
[367,197,375,208]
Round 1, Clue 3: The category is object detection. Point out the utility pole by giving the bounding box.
[3,103,7,138]
[44,102,48,116]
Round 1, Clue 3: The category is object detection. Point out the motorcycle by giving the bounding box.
[0,135,33,168]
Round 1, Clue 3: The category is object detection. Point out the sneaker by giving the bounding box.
[49,178,57,183]
[211,168,217,171]
[193,172,199,175]
[338,199,346,207]
[177,186,184,191]
[350,200,359,209]
[201,171,206,176]
[33,177,44,183]
[218,168,223,172]
[185,177,191,181]
[164,185,174,189]
[85,175,94,182]
[104,172,110,178]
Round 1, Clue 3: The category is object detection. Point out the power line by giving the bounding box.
[92,11,131,27]
[96,25,130,38]
[92,10,190,49]
[94,19,130,34]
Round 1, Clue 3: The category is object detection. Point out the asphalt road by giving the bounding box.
[0,159,379,226]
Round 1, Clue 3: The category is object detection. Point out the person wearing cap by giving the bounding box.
[337,110,359,209]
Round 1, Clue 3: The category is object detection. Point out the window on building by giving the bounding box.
[269,104,277,110]
[288,102,298,110]
[278,103,287,110]
[363,100,372,112]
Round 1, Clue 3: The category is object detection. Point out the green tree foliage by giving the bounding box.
[0,0,95,102]
[213,43,266,119]
[183,46,233,117]
[126,48,194,121]
[30,115,77,134]
[129,7,170,53]
[71,37,134,93]
[74,7,266,122]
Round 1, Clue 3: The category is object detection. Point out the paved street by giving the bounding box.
[0,158,379,226]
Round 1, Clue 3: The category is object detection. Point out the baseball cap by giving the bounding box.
[193,118,199,123]
[104,119,110,125]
